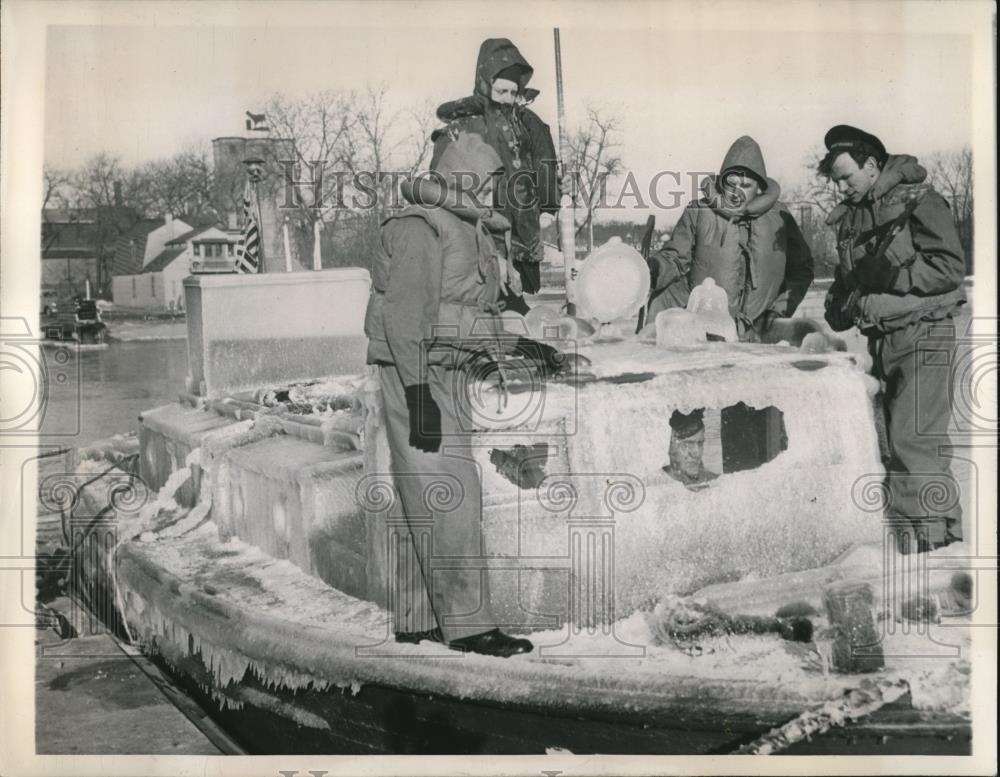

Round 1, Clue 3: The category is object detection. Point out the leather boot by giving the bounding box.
[448,629,533,657]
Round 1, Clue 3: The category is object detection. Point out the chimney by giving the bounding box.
[164,212,174,236]
[227,211,238,231]
[113,181,123,208]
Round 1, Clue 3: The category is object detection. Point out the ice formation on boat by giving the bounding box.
[61,265,973,748]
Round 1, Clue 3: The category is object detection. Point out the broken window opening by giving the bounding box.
[660,403,788,489]
[720,402,788,474]
[490,442,550,489]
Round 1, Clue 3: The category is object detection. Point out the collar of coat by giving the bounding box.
[825,154,929,226]
[698,174,782,221]
[399,176,511,234]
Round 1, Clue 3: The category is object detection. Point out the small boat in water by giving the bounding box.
[42,289,107,347]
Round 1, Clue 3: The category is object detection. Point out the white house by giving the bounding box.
[112,225,241,311]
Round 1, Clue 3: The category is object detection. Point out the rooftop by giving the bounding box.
[143,246,187,273]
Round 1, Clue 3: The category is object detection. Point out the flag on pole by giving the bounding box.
[236,178,262,273]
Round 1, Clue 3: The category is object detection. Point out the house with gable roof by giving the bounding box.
[111,223,241,311]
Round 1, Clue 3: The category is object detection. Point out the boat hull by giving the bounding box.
[160,649,971,755]
[62,465,969,757]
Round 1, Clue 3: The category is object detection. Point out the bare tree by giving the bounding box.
[783,146,840,216]
[259,85,434,270]
[136,142,219,224]
[926,147,973,272]
[41,166,72,252]
[344,86,433,219]
[42,166,71,211]
[264,90,355,227]
[565,105,624,251]
[335,84,434,267]
[66,153,152,295]
[71,152,125,209]
[783,146,843,278]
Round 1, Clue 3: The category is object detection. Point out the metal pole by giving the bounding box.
[554,28,577,315]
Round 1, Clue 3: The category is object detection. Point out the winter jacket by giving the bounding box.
[823,155,966,335]
[431,39,559,289]
[647,175,814,337]
[366,135,507,387]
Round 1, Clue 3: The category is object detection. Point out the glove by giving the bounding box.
[403,384,442,453]
[512,337,592,380]
[851,254,900,293]
[824,287,856,332]
[517,337,563,375]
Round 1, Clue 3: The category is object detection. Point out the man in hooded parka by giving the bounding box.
[645,136,814,474]
[431,38,560,315]
[646,135,814,341]
[366,131,567,658]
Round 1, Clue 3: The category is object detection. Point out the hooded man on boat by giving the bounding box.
[645,135,815,342]
[365,129,585,658]
[432,38,561,315]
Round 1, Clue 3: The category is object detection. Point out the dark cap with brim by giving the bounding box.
[670,409,705,439]
[824,125,887,159]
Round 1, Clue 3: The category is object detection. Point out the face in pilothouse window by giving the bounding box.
[664,409,718,489]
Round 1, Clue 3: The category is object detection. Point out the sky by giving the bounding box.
[43,7,975,227]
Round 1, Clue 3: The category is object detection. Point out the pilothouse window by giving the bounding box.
[662,404,787,489]
[720,402,788,473]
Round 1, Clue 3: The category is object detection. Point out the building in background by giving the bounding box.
[110,214,191,278]
[212,134,300,272]
[111,224,241,311]
[40,209,101,300]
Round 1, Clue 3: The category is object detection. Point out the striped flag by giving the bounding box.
[236,179,262,273]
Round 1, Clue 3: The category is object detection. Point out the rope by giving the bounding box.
[733,677,910,755]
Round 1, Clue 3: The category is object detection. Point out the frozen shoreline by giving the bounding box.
[105,319,187,341]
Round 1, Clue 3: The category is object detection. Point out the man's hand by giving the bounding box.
[851,253,900,293]
[404,384,442,453]
[512,338,593,380]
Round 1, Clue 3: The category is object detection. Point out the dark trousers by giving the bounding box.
[871,318,962,544]
[379,364,495,641]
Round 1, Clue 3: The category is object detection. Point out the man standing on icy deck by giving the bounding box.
[819,125,966,553]
[644,135,814,342]
[431,38,560,316]
[365,131,583,657]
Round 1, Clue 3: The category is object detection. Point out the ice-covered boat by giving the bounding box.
[54,267,974,755]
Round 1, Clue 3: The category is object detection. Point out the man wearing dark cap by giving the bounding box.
[663,409,718,489]
[819,125,967,553]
